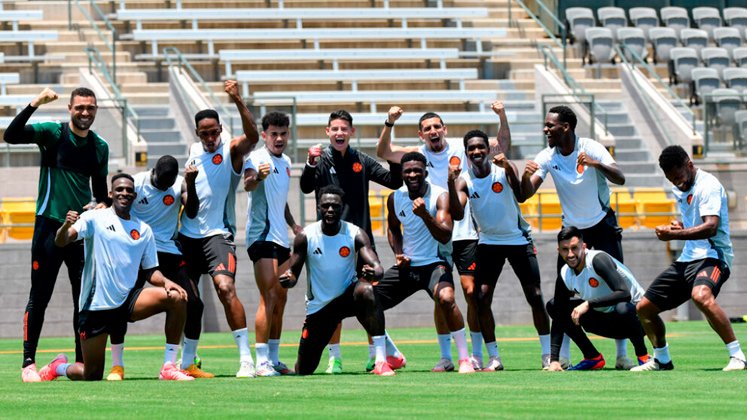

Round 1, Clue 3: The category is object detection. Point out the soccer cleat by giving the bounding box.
[630,358,674,371]
[482,356,504,372]
[458,359,476,374]
[185,364,215,378]
[236,360,256,378]
[273,361,295,375]
[722,357,747,371]
[541,354,551,370]
[194,354,202,369]
[106,365,124,381]
[386,354,407,370]
[159,362,194,381]
[372,360,396,376]
[559,357,572,370]
[469,355,484,371]
[38,354,68,381]
[567,354,605,371]
[637,354,650,366]
[21,363,41,383]
[325,357,342,374]
[432,358,455,372]
[365,358,376,372]
[256,361,281,377]
[615,356,638,370]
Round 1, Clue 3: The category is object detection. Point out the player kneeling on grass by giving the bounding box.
[38,173,193,381]
[546,226,650,371]
[280,185,395,376]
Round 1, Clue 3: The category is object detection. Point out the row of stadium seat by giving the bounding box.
[0,198,34,242]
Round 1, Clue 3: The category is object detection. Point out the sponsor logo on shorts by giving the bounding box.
[588,277,599,288]
[212,154,223,165]
[179,260,187,267]
[79,331,87,341]
[32,260,39,271]
[467,262,476,271]
[449,156,461,167]
[352,162,363,173]
[130,229,140,240]
[696,270,709,278]
[491,182,503,193]
[163,195,175,206]
[339,246,351,257]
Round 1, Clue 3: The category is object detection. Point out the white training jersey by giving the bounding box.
[464,164,532,245]
[304,221,359,315]
[180,141,240,238]
[533,136,615,229]
[74,207,158,311]
[560,249,644,313]
[672,169,734,268]
[419,139,478,241]
[244,146,292,248]
[392,182,452,267]
[132,170,183,255]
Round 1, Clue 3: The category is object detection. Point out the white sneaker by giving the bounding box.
[431,358,455,372]
[469,355,483,371]
[541,354,551,370]
[630,358,674,371]
[256,361,280,377]
[236,360,256,378]
[723,357,747,371]
[482,356,504,372]
[615,356,637,370]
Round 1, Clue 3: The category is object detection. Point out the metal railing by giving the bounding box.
[73,0,118,84]
[510,0,567,69]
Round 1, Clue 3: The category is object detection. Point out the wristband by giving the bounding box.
[384,120,394,128]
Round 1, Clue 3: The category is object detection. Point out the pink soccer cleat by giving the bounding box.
[372,360,396,376]
[159,362,195,381]
[21,363,41,383]
[38,354,68,381]
[458,359,476,374]
[386,354,407,370]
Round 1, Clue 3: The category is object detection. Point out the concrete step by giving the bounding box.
[613,136,644,150]
[606,124,636,137]
[614,149,651,162]
[138,118,176,130]
[140,130,184,143]
[625,173,669,188]
[616,161,658,174]
[146,141,190,157]
[132,106,171,117]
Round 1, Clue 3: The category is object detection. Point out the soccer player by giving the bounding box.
[177,80,260,378]
[448,129,551,370]
[546,226,649,371]
[38,173,192,381]
[4,87,109,382]
[376,105,511,371]
[375,152,474,374]
[521,105,634,369]
[300,109,404,373]
[244,111,302,376]
[633,145,745,371]
[280,185,393,376]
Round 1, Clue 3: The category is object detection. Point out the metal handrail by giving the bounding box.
[74,0,118,84]
[512,0,567,69]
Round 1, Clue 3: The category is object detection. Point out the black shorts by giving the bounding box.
[136,251,190,289]
[374,261,454,311]
[78,287,143,341]
[178,233,237,280]
[475,242,541,289]
[644,258,730,312]
[452,240,477,275]
[247,240,290,265]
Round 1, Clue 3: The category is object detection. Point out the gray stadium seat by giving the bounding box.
[722,67,747,93]
[650,27,678,65]
[628,7,659,41]
[586,27,616,65]
[733,47,747,66]
[680,29,709,59]
[692,7,722,41]
[692,67,722,104]
[670,47,700,84]
[618,27,648,61]
[701,47,731,80]
[709,88,742,144]
[597,7,627,42]
[735,109,747,148]
[713,27,743,58]
[565,7,595,64]
[723,7,747,39]
[660,7,690,38]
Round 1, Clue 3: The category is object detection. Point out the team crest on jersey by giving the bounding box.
[449,156,461,167]
[588,277,599,288]
[352,162,363,173]
[576,164,585,174]
[130,229,141,240]
[687,194,693,205]
[491,182,503,193]
[212,154,223,165]
[339,246,351,257]
[163,195,175,206]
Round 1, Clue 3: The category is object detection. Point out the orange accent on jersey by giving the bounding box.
[576,164,585,174]
[467,262,476,271]
[32,261,39,271]
[588,278,599,288]
[212,154,223,165]
[449,156,461,167]
[163,195,175,206]
[130,229,140,240]
[491,182,503,193]
[23,312,28,341]
[352,162,363,173]
[302,328,309,339]
[687,194,693,205]
[339,246,351,257]
[228,253,236,273]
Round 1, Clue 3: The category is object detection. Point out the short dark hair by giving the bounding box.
[548,105,577,130]
[328,110,353,126]
[319,184,345,200]
[194,109,220,127]
[418,112,444,130]
[401,151,427,167]
[658,145,690,172]
[154,155,179,179]
[557,226,583,243]
[462,129,489,149]
[261,111,290,131]
[70,87,96,103]
[111,172,134,185]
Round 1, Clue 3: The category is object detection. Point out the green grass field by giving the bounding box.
[1,321,746,419]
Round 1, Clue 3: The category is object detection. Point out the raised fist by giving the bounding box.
[31,88,59,107]
[387,106,404,125]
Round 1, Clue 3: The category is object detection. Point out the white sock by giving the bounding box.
[181,338,199,369]
[232,328,254,363]
[255,343,269,365]
[560,334,572,360]
[438,333,452,360]
[539,334,551,355]
[56,363,71,377]
[470,331,484,360]
[616,339,628,358]
[164,343,179,365]
[268,339,281,365]
[653,344,671,364]
[486,341,500,358]
[385,331,401,357]
[328,343,341,359]
[452,328,470,361]
[726,340,745,360]
[110,343,124,367]
[372,335,387,363]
